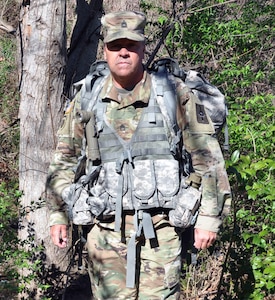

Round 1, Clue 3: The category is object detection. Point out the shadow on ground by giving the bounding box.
[61,274,92,300]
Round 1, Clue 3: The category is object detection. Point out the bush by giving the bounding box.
[0,182,21,297]
[142,0,275,298]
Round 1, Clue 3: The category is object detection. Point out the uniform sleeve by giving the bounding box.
[176,79,231,233]
[46,92,84,226]
[184,129,231,232]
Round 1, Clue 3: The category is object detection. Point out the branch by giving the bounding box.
[0,18,16,33]
[145,0,237,67]
[187,0,237,15]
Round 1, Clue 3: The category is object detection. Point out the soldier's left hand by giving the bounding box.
[194,228,217,250]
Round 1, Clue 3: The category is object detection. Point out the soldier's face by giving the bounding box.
[104,39,145,88]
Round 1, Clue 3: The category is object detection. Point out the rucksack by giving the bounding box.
[150,58,228,136]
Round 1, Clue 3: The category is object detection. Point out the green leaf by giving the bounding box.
[231,149,240,163]
[252,256,263,270]
[266,280,275,290]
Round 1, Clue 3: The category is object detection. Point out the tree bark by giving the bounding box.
[18,0,67,298]
[103,0,141,12]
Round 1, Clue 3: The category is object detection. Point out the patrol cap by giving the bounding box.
[101,11,146,43]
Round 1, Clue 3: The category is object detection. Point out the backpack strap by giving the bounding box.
[150,64,182,159]
[81,60,110,112]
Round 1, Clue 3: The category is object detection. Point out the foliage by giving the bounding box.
[0,190,50,300]
[182,1,274,299]
[0,2,19,119]
[0,18,19,183]
[0,182,20,297]
[0,1,21,298]
[0,188,67,299]
[143,0,275,299]
[227,94,275,298]
[227,93,275,299]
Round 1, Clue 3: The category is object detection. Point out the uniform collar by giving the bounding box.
[100,70,151,108]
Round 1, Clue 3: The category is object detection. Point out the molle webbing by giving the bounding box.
[95,95,173,165]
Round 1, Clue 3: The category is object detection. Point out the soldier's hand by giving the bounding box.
[194,228,217,250]
[50,224,68,248]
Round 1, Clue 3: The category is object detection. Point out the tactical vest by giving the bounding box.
[87,82,187,229]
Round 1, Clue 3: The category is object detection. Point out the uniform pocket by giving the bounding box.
[169,185,201,228]
[71,187,94,225]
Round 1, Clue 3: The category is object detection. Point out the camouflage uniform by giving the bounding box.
[46,10,231,300]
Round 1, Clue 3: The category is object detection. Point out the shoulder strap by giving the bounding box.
[150,65,182,159]
[81,60,110,112]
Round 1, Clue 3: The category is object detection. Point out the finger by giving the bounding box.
[194,241,208,250]
[50,226,61,247]
[193,240,202,250]
[59,226,68,247]
[194,229,217,249]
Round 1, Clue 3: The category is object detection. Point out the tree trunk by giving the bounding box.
[103,0,141,12]
[18,0,67,298]
[64,0,103,95]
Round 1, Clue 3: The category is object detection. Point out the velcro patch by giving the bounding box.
[196,103,209,124]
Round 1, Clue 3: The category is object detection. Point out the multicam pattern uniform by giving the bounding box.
[46,70,231,299]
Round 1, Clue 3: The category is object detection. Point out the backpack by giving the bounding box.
[150,58,228,137]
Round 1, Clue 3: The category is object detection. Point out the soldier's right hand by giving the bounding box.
[50,224,68,248]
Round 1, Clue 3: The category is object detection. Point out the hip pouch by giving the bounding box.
[63,166,104,225]
[168,185,201,228]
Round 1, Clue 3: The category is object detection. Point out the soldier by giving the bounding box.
[46,11,231,300]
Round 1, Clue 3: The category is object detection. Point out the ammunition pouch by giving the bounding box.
[63,167,201,228]
[168,185,201,228]
[62,166,102,225]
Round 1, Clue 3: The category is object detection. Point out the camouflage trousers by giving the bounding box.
[86,212,182,300]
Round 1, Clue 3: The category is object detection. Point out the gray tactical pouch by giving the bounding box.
[63,180,94,225]
[169,185,201,228]
[63,166,102,225]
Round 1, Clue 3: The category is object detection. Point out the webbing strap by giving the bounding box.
[126,230,138,288]
[115,149,133,173]
[131,144,171,157]
[152,71,181,155]
[147,92,157,123]
[142,211,155,239]
[101,146,172,163]
[126,211,156,288]
[114,174,124,232]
